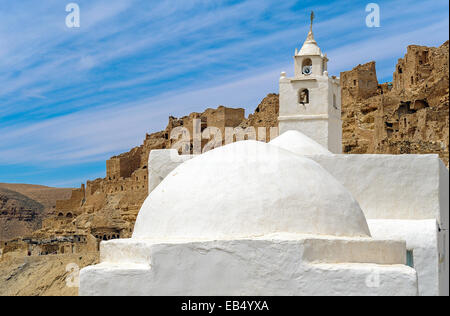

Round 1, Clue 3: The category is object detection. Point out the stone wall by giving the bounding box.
[106,147,143,180]
[54,184,85,216]
[341,61,379,103]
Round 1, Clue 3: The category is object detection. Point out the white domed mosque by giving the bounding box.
[80,15,449,296]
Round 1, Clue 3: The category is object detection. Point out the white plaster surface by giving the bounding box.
[279,30,342,154]
[80,236,417,296]
[134,141,370,240]
[278,118,330,150]
[270,130,332,156]
[305,153,448,296]
[368,219,448,296]
[148,149,194,193]
[142,139,449,296]
[310,154,449,229]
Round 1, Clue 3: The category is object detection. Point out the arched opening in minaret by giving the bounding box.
[333,94,337,109]
[302,58,312,68]
[302,58,312,75]
[298,89,309,105]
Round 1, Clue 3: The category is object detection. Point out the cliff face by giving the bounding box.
[341,41,449,166]
[0,184,72,241]
[0,188,43,241]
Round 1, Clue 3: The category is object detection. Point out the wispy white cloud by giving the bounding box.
[0,65,280,166]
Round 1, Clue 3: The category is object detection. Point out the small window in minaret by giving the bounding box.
[333,94,338,109]
[298,89,309,105]
[302,59,312,75]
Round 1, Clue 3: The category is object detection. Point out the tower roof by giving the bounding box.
[298,11,322,56]
[298,29,322,56]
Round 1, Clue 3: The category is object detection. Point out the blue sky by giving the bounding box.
[0,0,448,187]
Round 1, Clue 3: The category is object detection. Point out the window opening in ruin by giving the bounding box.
[333,94,337,109]
[423,51,429,64]
[353,80,357,86]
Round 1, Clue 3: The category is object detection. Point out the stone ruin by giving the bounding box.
[341,41,449,166]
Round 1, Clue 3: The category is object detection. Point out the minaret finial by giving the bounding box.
[310,11,315,31]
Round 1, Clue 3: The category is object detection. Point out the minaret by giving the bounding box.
[278,12,342,154]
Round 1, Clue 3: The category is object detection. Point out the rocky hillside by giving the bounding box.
[0,252,98,296]
[239,93,280,141]
[0,184,72,241]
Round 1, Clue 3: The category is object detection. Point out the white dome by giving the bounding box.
[133,141,370,240]
[270,130,332,156]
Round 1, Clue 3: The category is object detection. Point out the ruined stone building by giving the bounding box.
[341,41,449,166]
